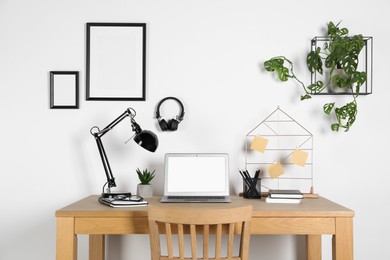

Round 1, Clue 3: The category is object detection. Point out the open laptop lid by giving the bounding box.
[163,153,229,197]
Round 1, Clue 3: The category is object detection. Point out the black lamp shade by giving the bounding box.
[134,130,159,152]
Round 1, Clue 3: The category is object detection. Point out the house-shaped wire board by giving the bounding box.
[245,107,314,193]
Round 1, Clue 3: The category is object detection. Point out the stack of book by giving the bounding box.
[98,197,148,207]
[265,189,303,204]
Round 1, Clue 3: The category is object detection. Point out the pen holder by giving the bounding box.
[243,178,261,199]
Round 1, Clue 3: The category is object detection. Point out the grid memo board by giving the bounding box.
[245,107,314,194]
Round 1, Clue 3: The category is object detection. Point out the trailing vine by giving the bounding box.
[264,21,367,132]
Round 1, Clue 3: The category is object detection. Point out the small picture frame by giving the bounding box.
[86,23,146,101]
[50,71,79,109]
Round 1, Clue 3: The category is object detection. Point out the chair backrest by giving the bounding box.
[148,205,252,260]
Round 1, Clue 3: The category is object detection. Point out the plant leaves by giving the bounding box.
[325,52,337,68]
[351,71,367,86]
[331,74,350,89]
[328,21,337,36]
[307,81,324,93]
[331,123,340,132]
[340,52,358,76]
[277,66,289,81]
[137,168,155,184]
[339,28,349,36]
[323,102,335,115]
[328,21,349,37]
[334,101,357,131]
[264,58,291,82]
[300,94,312,101]
[264,58,284,72]
[307,48,323,74]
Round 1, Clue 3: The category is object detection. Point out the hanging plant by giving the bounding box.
[264,21,369,132]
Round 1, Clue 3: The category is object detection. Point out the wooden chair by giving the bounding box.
[148,205,252,260]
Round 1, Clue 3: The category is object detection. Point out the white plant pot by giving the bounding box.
[137,184,153,198]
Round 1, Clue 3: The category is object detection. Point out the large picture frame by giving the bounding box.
[50,71,79,109]
[86,23,146,101]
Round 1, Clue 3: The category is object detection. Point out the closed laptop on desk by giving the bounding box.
[160,153,231,203]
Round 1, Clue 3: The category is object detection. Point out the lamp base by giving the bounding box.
[100,191,132,199]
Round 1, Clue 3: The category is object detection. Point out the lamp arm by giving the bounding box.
[90,108,138,191]
[96,108,136,138]
[94,136,116,188]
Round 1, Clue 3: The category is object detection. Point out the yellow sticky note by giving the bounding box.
[268,162,284,179]
[291,149,308,167]
[250,136,268,153]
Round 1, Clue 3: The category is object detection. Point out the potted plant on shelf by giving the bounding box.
[136,168,155,198]
[264,21,371,132]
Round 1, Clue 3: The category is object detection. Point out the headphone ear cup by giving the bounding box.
[168,119,179,131]
[158,119,169,131]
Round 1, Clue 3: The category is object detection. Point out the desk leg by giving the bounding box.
[307,235,322,260]
[89,235,105,260]
[56,217,77,260]
[332,218,353,260]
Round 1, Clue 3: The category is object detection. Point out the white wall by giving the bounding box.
[1,0,389,259]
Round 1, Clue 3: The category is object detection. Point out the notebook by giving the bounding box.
[160,153,231,203]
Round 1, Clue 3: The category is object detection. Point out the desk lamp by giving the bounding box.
[90,107,158,198]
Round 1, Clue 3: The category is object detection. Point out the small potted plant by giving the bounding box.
[136,168,155,198]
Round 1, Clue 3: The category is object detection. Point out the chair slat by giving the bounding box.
[190,224,197,260]
[203,225,209,260]
[215,224,222,259]
[240,221,251,260]
[227,223,235,258]
[178,224,185,259]
[165,223,173,258]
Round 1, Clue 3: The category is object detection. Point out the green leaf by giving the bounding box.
[323,102,335,115]
[136,168,155,184]
[334,102,357,131]
[328,21,349,37]
[331,74,350,89]
[264,57,292,82]
[264,58,284,72]
[339,28,349,36]
[331,123,340,132]
[307,48,323,74]
[340,52,358,76]
[328,21,337,36]
[349,35,365,53]
[277,66,289,81]
[351,71,367,86]
[300,94,312,101]
[325,52,337,68]
[307,81,324,93]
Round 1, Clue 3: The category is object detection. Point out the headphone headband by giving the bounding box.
[155,97,185,121]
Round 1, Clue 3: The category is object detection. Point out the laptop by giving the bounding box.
[160,153,231,203]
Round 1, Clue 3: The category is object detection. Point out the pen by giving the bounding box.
[251,170,260,197]
[239,170,252,187]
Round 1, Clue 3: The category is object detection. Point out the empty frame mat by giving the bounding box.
[86,23,146,100]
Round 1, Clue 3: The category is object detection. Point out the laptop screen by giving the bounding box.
[164,153,229,196]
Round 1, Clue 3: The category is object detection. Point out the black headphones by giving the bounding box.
[155,97,185,131]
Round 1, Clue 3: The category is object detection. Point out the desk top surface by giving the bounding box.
[56,195,354,218]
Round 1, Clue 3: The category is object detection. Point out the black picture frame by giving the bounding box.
[86,23,146,101]
[50,71,79,109]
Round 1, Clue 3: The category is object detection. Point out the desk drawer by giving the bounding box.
[250,217,335,234]
[75,217,149,234]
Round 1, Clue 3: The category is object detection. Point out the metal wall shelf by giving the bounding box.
[310,36,373,95]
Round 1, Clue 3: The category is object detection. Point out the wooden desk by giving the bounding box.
[56,195,354,260]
